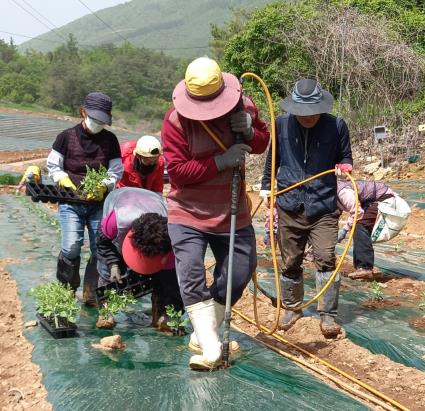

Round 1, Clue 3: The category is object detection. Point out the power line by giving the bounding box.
[0,30,63,44]
[76,0,129,43]
[9,0,65,41]
[0,29,210,52]
[20,0,67,41]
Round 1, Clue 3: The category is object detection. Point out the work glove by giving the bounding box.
[259,189,271,208]
[214,143,252,171]
[230,111,254,141]
[58,176,77,190]
[337,228,348,243]
[110,264,122,284]
[335,163,353,178]
[86,184,107,201]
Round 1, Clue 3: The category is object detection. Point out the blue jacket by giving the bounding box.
[262,113,353,218]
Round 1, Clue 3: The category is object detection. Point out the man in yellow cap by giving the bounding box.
[162,57,269,370]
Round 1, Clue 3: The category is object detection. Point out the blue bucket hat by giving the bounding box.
[83,92,113,126]
[281,79,333,116]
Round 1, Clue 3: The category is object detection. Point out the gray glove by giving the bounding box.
[337,228,348,243]
[214,143,252,171]
[110,264,122,284]
[230,111,253,141]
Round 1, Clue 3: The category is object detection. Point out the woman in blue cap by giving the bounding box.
[47,92,123,304]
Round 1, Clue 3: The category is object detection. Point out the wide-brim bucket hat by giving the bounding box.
[172,57,242,121]
[281,78,334,116]
[122,230,168,275]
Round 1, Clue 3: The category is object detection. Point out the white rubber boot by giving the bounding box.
[187,299,222,370]
[188,301,240,354]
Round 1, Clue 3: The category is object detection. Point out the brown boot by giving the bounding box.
[348,268,374,280]
[320,315,341,338]
[279,309,303,331]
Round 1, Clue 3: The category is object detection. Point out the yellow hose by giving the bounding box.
[231,323,404,411]
[231,316,408,411]
[201,72,405,410]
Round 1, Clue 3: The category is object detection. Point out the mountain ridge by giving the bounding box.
[20,0,269,57]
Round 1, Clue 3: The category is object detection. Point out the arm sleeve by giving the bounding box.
[338,187,365,231]
[46,149,68,183]
[336,119,353,165]
[261,121,280,190]
[102,158,123,191]
[95,227,123,268]
[162,111,219,187]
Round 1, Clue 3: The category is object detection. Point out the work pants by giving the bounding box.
[168,224,257,307]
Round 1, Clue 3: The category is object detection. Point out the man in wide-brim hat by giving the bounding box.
[260,78,353,338]
[161,57,270,370]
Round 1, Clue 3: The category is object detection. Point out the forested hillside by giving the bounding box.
[0,37,182,129]
[20,0,269,57]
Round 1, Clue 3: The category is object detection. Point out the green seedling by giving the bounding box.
[81,165,108,199]
[99,289,137,319]
[165,305,189,332]
[30,281,79,328]
[418,290,425,311]
[368,280,384,301]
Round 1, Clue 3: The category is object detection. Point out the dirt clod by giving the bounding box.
[92,335,126,351]
[24,320,38,328]
[96,315,115,329]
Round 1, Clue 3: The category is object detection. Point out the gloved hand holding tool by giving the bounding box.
[214,144,252,171]
[109,263,123,284]
[58,176,77,190]
[230,111,254,141]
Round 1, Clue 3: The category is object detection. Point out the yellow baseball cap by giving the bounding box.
[172,57,242,121]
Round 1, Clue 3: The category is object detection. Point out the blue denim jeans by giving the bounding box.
[58,203,103,259]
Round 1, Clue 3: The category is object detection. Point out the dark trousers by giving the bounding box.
[353,224,374,269]
[151,268,184,312]
[277,207,339,279]
[168,224,257,307]
[352,201,379,270]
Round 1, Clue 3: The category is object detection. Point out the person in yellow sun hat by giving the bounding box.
[16,165,42,193]
[162,57,270,370]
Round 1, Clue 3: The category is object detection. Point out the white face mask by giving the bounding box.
[84,116,105,134]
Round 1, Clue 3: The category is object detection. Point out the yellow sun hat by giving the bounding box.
[172,57,242,121]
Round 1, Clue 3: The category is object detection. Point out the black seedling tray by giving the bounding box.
[36,313,78,339]
[95,270,153,305]
[26,183,102,205]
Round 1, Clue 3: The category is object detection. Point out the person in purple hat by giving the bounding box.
[162,57,269,370]
[47,92,123,305]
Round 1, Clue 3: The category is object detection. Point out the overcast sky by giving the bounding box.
[0,0,129,44]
